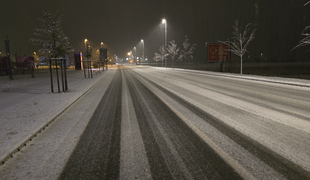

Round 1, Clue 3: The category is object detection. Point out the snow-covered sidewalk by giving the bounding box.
[0,68,108,164]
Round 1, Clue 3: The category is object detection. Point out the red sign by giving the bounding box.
[207,43,230,62]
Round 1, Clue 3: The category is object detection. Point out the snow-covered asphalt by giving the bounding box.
[0,66,309,179]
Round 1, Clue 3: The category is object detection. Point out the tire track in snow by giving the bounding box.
[119,70,152,179]
[128,68,310,180]
[59,68,122,179]
[124,68,242,179]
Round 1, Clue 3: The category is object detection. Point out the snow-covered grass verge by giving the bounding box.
[0,72,49,92]
[170,67,310,87]
[0,69,107,164]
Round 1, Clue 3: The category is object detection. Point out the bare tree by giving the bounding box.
[219,20,256,74]
[153,53,161,66]
[154,45,169,67]
[178,36,197,70]
[167,40,180,68]
[293,2,310,51]
[29,11,74,59]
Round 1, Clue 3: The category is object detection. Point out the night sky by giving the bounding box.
[1,0,309,62]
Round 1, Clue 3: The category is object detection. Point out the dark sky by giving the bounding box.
[1,0,309,61]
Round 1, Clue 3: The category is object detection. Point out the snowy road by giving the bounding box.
[0,66,309,179]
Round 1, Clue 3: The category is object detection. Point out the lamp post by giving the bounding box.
[84,39,88,78]
[128,51,131,63]
[134,47,136,64]
[84,39,88,60]
[162,19,167,67]
[141,39,144,64]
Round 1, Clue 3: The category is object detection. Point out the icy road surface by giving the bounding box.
[0,66,309,179]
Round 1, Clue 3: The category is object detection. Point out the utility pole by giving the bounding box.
[4,35,13,80]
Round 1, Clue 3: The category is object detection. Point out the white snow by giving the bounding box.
[0,65,309,179]
[0,68,107,164]
[131,66,310,172]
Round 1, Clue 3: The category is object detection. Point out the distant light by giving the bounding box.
[162,19,166,24]
[85,39,87,43]
[128,52,131,55]
[126,58,128,60]
[141,39,144,42]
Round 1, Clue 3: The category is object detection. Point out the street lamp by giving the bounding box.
[141,39,145,64]
[134,47,136,64]
[162,19,167,67]
[84,39,88,60]
[101,42,103,48]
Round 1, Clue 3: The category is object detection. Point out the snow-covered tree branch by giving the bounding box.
[166,40,180,68]
[178,36,197,70]
[153,45,169,66]
[219,20,256,74]
[292,2,310,52]
[29,11,74,59]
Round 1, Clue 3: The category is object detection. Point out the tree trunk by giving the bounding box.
[240,55,243,74]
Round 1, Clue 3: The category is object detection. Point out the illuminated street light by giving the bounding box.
[101,42,103,48]
[84,39,89,60]
[128,52,131,56]
[162,18,167,67]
